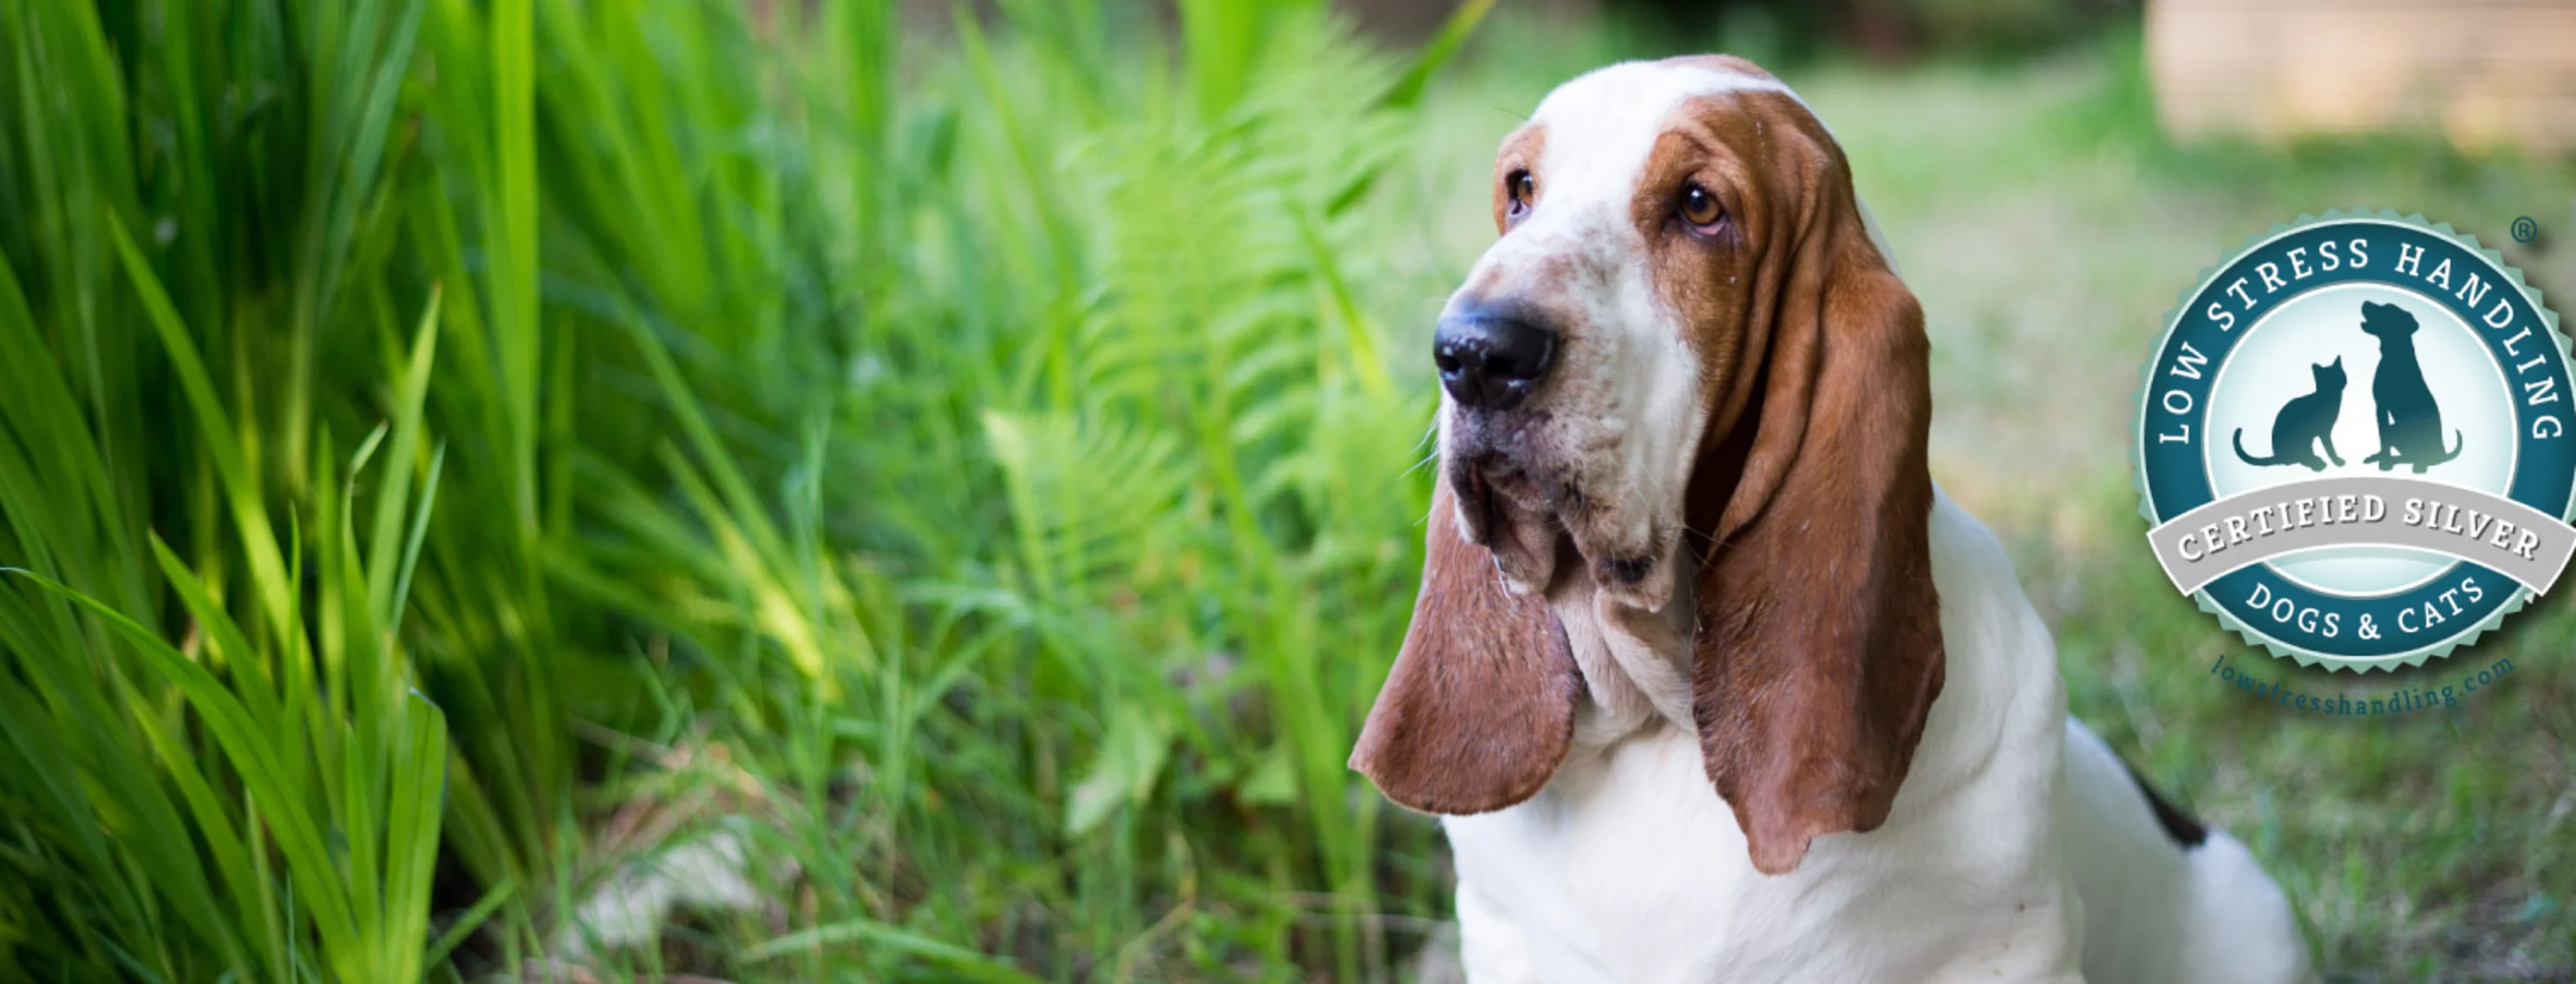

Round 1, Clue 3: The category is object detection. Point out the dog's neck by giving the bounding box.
[1548,384,1747,751]
[1549,561,1700,749]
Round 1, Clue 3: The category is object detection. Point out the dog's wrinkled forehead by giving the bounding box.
[1461,58,1807,311]
[1521,59,1794,213]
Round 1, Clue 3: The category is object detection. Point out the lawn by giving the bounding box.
[0,1,2569,981]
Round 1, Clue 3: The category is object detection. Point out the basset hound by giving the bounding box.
[1350,56,2317,983]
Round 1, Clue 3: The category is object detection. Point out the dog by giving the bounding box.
[1349,56,2314,983]
[2358,300,2463,472]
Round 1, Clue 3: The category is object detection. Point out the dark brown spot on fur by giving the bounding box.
[2122,759,2210,850]
[1600,554,1654,586]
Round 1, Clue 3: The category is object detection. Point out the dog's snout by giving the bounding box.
[1435,309,1558,410]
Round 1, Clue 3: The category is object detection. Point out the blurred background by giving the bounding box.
[0,0,2570,981]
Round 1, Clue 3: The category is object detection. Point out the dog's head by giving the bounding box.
[2360,299,2418,341]
[1350,56,1945,876]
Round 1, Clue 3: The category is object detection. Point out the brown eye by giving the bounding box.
[1506,170,1536,217]
[1679,183,1723,233]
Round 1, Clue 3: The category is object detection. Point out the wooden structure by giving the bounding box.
[2147,0,2576,153]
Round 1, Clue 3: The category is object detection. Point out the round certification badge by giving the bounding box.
[2135,213,2576,672]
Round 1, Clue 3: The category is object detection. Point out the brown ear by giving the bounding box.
[1689,175,1945,876]
[1350,481,1581,814]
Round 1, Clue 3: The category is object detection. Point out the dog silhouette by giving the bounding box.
[2357,300,2462,473]
[2234,358,2347,471]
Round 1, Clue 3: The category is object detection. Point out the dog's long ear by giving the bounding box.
[1688,169,1945,876]
[1350,481,1582,814]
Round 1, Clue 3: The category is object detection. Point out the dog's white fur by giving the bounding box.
[1448,494,2310,982]
[1442,67,1789,613]
[1429,61,2314,984]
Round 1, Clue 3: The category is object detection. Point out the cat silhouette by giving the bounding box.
[2357,300,2462,473]
[2233,358,2348,471]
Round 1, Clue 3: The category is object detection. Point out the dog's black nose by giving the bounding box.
[1435,310,1557,410]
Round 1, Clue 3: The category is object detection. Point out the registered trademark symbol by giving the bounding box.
[2511,216,2539,243]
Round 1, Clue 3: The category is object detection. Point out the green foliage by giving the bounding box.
[36,0,2562,979]
[567,2,1481,975]
[1,213,458,981]
[0,0,1486,979]
[0,0,495,977]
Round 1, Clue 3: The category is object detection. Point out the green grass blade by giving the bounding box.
[364,285,441,624]
[736,916,1049,984]
[35,558,363,975]
[108,215,294,644]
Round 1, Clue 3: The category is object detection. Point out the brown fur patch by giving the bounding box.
[1646,76,1944,876]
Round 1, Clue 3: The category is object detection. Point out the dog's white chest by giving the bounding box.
[1441,722,2084,984]
[1435,499,2093,984]
[1441,726,1765,982]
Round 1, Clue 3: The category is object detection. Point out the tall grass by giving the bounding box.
[0,0,1481,979]
[1,0,563,977]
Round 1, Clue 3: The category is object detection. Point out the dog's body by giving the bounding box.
[1445,492,2305,983]
[1350,57,2313,982]
[2360,300,2462,472]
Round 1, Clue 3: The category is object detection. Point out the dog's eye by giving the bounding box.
[1680,183,1724,233]
[1506,170,1536,218]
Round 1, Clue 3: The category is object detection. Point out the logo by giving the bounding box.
[2135,213,2576,672]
